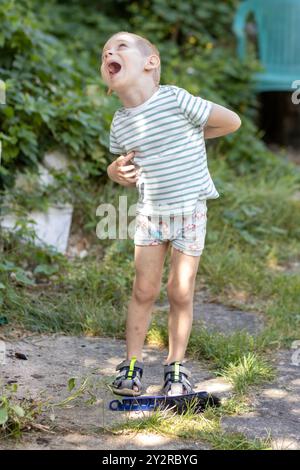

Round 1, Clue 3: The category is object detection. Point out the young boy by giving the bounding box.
[100,31,241,397]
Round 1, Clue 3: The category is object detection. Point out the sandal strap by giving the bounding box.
[112,356,143,393]
[163,362,194,394]
[164,363,191,379]
[116,357,144,372]
[115,356,144,379]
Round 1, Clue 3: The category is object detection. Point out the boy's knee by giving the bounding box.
[167,282,193,306]
[133,282,160,304]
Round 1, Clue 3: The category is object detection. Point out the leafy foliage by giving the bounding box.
[0,384,39,438]
[0,0,270,191]
[0,0,124,187]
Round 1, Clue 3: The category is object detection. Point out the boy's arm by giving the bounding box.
[204,103,241,139]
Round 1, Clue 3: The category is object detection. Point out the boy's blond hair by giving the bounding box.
[103,32,161,96]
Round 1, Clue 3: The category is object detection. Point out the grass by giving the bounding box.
[0,148,299,448]
[1,151,299,365]
[147,317,275,393]
[208,431,272,450]
[187,327,258,369]
[2,154,299,344]
[198,157,300,346]
[218,352,275,394]
[112,405,272,450]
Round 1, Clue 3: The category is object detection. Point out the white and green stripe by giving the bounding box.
[109,84,219,216]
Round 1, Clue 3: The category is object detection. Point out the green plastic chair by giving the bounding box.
[233,0,300,91]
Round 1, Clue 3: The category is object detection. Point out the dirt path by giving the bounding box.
[0,334,220,450]
[0,294,299,450]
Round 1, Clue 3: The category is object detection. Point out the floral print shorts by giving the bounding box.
[134,200,207,257]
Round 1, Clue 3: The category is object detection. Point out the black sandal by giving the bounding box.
[111,356,144,396]
[162,361,194,396]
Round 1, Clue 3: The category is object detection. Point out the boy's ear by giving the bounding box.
[144,54,160,71]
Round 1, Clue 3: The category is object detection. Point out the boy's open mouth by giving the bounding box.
[108,62,122,77]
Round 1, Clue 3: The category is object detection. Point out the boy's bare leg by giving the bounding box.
[165,246,201,364]
[126,243,169,363]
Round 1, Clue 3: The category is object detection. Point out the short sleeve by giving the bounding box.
[109,119,123,155]
[172,86,212,129]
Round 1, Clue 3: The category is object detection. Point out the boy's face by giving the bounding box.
[100,34,148,91]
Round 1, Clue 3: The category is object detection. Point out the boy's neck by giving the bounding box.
[117,83,160,109]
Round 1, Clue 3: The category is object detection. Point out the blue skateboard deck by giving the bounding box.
[109,391,220,413]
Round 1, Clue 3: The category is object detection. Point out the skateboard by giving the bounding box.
[109,391,220,413]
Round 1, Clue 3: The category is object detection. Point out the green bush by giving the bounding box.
[0,0,275,191]
[0,0,125,188]
[1,0,298,231]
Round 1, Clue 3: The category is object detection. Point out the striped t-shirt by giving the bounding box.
[109,84,219,216]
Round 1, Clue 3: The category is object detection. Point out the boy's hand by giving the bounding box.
[107,151,138,187]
